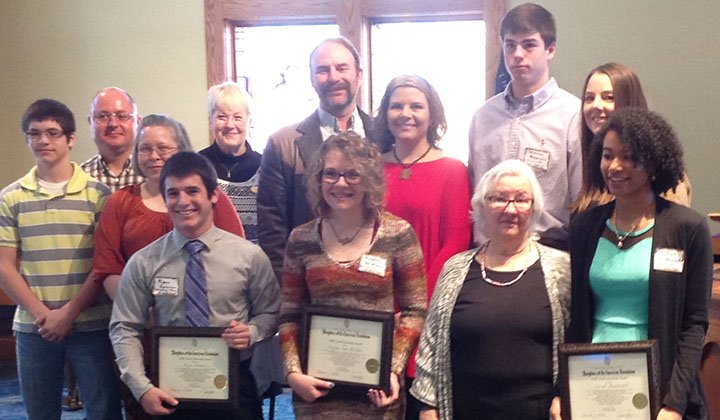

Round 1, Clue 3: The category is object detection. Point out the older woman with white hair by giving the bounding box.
[410,159,571,420]
[199,81,262,242]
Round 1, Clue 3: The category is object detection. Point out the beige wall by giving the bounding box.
[0,0,208,185]
[1,0,718,232]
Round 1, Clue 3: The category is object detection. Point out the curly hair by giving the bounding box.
[373,74,447,153]
[305,132,385,219]
[588,108,685,195]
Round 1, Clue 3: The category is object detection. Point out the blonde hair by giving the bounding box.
[207,82,253,117]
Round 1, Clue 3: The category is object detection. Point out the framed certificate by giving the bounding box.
[559,340,660,420]
[150,327,239,409]
[301,305,394,395]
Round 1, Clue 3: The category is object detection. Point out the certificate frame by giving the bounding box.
[150,326,240,409]
[301,305,394,395]
[559,340,660,420]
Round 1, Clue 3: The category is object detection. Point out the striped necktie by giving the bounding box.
[184,240,209,327]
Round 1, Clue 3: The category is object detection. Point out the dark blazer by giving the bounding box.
[256,109,373,281]
[567,198,712,419]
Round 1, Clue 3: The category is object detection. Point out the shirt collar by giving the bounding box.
[503,77,559,116]
[96,154,134,176]
[317,107,366,141]
[170,224,220,253]
[19,162,88,195]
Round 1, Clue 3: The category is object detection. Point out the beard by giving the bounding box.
[318,81,356,114]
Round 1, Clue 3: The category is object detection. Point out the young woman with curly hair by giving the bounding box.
[566,108,713,420]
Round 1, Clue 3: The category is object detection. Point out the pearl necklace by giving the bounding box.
[479,241,534,287]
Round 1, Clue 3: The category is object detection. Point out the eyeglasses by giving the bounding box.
[25,129,65,141]
[486,196,534,211]
[92,111,135,123]
[320,168,363,184]
[137,145,178,157]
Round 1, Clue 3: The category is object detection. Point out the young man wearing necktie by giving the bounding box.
[110,152,280,419]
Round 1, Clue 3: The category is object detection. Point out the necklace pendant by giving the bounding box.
[226,170,232,178]
[617,240,624,248]
[399,168,412,180]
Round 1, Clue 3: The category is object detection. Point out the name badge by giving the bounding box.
[358,255,387,277]
[653,248,685,273]
[153,277,179,296]
[523,148,550,171]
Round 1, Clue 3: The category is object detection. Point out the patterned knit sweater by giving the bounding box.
[279,212,427,419]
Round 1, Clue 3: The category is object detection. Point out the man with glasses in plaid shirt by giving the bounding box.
[82,86,145,191]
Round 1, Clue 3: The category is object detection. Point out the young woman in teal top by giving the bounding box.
[567,108,713,420]
[589,220,654,342]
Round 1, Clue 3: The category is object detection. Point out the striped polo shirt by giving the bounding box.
[0,163,113,333]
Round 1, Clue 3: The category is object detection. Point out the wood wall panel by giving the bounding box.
[204,0,225,86]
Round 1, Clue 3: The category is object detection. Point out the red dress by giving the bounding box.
[93,184,245,281]
[384,157,472,376]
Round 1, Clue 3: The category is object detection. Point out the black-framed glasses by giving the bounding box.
[25,129,65,141]
[137,144,178,158]
[320,168,363,184]
[92,111,135,123]
[486,196,534,211]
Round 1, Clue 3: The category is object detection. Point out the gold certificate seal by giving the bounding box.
[366,358,380,373]
[632,393,648,409]
[214,374,228,389]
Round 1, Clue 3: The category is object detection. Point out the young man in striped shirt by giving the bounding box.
[0,99,122,419]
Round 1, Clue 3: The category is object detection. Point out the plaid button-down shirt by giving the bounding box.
[80,154,144,192]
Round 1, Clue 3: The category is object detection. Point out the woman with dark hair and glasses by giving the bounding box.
[411,159,571,420]
[279,132,427,419]
[92,114,245,418]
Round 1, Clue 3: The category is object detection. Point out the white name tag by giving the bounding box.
[653,248,685,273]
[153,277,179,296]
[523,148,550,171]
[358,254,387,277]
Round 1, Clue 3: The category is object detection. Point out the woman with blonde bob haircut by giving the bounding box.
[411,160,570,420]
[279,132,427,419]
[199,81,263,241]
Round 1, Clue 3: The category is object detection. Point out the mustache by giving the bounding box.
[320,80,351,95]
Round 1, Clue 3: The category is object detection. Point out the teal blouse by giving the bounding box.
[589,220,655,343]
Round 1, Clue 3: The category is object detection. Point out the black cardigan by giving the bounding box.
[567,198,712,419]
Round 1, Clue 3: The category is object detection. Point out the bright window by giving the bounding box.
[232,19,485,163]
[370,20,485,163]
[234,24,339,152]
